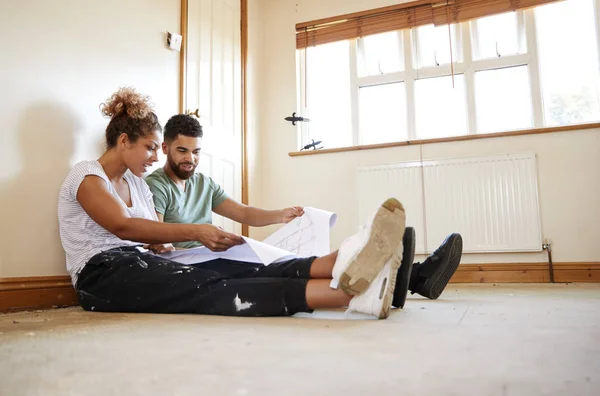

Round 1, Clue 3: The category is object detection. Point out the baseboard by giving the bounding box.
[1,263,598,312]
[450,262,600,283]
[0,276,77,313]
[553,263,600,283]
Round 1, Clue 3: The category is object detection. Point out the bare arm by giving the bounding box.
[76,176,243,251]
[142,212,175,253]
[213,198,304,227]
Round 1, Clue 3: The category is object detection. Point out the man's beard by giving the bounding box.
[168,157,196,180]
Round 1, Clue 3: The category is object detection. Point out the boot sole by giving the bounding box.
[422,234,463,299]
[376,256,401,319]
[339,198,406,296]
[393,227,415,309]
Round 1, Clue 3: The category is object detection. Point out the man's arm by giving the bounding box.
[213,198,304,227]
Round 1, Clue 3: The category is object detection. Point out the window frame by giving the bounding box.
[296,0,600,151]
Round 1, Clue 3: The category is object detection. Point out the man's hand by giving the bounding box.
[196,224,245,252]
[280,206,304,223]
[144,243,176,254]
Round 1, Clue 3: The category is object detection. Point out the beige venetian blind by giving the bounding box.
[296,0,561,49]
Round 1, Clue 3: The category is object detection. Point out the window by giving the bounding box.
[415,24,460,68]
[359,31,404,76]
[301,41,352,148]
[472,12,524,60]
[535,0,600,126]
[359,82,408,144]
[297,0,600,150]
[415,75,467,139]
[475,66,533,133]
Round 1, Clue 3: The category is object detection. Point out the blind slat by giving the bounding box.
[433,0,557,25]
[296,0,560,49]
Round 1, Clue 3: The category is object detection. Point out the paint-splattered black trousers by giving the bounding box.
[76,247,316,316]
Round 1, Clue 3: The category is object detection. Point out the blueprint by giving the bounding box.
[262,207,337,257]
[157,207,337,265]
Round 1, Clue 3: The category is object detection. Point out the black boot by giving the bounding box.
[392,227,415,309]
[409,233,463,299]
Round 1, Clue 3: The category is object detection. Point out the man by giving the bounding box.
[145,114,305,250]
[146,114,463,308]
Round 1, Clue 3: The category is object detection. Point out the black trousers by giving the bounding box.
[76,247,316,317]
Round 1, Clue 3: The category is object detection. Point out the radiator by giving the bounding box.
[357,153,543,254]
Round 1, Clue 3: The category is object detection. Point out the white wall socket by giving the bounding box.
[167,32,182,52]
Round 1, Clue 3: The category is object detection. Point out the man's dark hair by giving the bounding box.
[163,114,203,142]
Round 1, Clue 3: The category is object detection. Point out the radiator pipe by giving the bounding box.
[542,241,555,283]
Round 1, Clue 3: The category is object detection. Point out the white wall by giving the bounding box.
[247,0,600,264]
[0,0,180,278]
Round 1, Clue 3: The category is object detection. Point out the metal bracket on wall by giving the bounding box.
[285,112,310,126]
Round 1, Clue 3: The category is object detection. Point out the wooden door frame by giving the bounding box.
[240,0,249,237]
[179,0,249,237]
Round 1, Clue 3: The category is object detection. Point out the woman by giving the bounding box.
[58,87,409,318]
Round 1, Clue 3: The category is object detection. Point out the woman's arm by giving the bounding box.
[77,176,243,251]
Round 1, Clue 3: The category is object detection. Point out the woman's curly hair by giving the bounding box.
[100,87,162,148]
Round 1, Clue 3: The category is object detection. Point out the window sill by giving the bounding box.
[288,122,600,157]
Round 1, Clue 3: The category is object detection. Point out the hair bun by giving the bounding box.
[100,87,154,120]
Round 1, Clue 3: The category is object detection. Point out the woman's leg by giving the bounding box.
[309,251,338,279]
[305,279,351,309]
[76,247,351,317]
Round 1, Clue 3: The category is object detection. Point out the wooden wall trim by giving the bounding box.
[289,122,600,157]
[451,263,551,283]
[0,276,72,292]
[241,0,249,237]
[450,262,600,283]
[179,0,188,114]
[2,263,598,312]
[0,276,77,313]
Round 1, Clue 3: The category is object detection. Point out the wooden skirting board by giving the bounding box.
[450,262,600,283]
[1,262,599,312]
[0,276,77,313]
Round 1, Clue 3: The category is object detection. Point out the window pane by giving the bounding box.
[305,41,353,148]
[415,75,467,139]
[358,31,403,77]
[415,24,459,68]
[473,12,523,60]
[536,0,600,126]
[359,83,407,145]
[475,66,532,133]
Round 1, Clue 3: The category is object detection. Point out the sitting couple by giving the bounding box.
[58,87,463,319]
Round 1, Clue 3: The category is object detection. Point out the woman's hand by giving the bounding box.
[196,224,245,252]
[144,243,176,254]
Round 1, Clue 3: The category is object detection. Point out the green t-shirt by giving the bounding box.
[145,168,228,248]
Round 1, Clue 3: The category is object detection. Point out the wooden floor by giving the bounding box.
[1,284,599,396]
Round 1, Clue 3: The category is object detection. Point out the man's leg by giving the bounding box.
[408,233,463,300]
[217,250,395,317]
[392,231,463,306]
[392,227,416,308]
[195,252,338,280]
